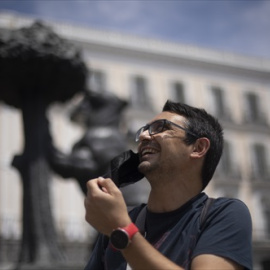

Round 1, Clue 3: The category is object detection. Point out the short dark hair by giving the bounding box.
[162,100,223,189]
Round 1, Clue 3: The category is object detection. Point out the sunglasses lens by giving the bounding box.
[150,120,165,135]
[135,120,166,142]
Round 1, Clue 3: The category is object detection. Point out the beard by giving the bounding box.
[138,159,160,176]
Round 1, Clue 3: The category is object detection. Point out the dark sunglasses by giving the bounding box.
[135,119,198,142]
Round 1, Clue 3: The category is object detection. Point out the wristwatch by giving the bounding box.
[110,223,139,250]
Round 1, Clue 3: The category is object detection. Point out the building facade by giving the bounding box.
[0,11,270,269]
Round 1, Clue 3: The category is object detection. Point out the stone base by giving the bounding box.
[0,239,92,270]
[0,263,85,270]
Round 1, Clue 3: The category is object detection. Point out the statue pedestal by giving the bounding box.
[15,264,85,270]
[0,239,91,270]
[0,263,86,270]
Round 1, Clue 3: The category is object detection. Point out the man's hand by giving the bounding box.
[84,177,132,236]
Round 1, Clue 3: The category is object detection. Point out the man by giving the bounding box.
[84,100,253,270]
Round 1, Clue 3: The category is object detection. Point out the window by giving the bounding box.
[251,143,269,181]
[261,196,270,239]
[216,140,240,180]
[130,75,152,110]
[211,86,230,120]
[170,82,185,103]
[88,70,106,92]
[244,92,266,124]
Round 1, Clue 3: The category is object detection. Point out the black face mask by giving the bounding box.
[110,150,144,187]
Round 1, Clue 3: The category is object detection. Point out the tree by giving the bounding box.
[0,21,88,268]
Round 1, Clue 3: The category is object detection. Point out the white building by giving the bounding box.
[0,11,270,269]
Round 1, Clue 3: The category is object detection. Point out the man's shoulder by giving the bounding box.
[208,197,252,226]
[213,197,250,211]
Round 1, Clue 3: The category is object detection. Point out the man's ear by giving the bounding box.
[190,137,210,158]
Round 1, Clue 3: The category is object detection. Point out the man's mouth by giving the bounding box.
[141,147,158,157]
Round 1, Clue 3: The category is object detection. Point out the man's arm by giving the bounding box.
[122,234,243,270]
[192,255,244,270]
[84,177,244,270]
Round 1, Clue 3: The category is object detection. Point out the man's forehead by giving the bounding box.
[149,111,186,124]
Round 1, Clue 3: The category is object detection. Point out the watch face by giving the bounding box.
[110,229,129,249]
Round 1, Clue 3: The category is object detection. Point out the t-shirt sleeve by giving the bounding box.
[192,199,253,270]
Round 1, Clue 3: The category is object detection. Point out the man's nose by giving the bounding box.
[138,129,151,142]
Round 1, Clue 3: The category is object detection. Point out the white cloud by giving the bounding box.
[218,1,270,57]
[242,0,270,25]
[96,1,142,23]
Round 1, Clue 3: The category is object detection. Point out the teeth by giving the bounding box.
[142,148,157,156]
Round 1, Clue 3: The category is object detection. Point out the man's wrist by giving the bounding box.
[110,223,139,250]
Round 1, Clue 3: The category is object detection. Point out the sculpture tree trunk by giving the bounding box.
[12,93,65,268]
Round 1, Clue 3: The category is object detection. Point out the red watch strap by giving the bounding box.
[122,223,139,239]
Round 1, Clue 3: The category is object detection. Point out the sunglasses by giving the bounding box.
[135,119,198,142]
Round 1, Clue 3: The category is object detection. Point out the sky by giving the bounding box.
[1,0,270,59]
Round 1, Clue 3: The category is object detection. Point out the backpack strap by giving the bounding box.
[135,205,147,236]
[199,197,215,230]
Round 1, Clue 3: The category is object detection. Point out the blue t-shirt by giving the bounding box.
[85,193,253,270]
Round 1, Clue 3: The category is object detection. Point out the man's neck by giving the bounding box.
[146,176,202,213]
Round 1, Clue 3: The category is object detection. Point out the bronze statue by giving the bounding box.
[49,90,129,194]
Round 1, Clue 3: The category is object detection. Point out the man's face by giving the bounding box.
[137,111,194,180]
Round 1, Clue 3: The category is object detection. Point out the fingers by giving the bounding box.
[97,177,118,194]
[86,177,118,196]
[85,177,104,195]
[84,176,129,235]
